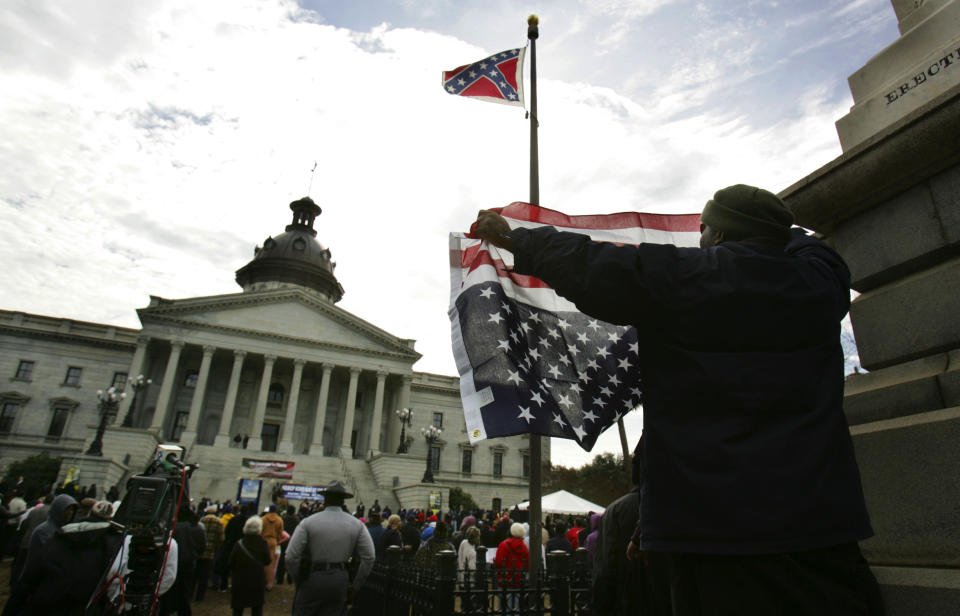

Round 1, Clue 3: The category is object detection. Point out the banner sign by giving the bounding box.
[238,478,262,505]
[242,458,295,478]
[429,491,442,513]
[280,483,326,502]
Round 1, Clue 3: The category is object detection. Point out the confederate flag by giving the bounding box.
[442,48,525,107]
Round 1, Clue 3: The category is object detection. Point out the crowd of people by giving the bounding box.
[2,475,623,616]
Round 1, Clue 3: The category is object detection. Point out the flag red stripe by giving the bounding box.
[491,202,701,233]
[462,245,552,289]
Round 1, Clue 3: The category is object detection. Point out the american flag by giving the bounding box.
[442,48,525,107]
[450,203,701,451]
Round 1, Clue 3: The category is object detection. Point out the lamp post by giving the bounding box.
[121,374,152,427]
[86,387,126,456]
[421,424,442,483]
[395,408,413,454]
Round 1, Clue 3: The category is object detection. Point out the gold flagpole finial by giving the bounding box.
[527,14,539,26]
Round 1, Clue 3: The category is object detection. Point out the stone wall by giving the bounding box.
[782,80,960,614]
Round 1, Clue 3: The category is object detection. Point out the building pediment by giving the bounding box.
[137,289,421,362]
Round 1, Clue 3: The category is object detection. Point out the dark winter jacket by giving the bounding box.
[366,522,386,551]
[173,518,206,571]
[546,535,573,554]
[508,225,872,554]
[399,522,421,558]
[229,534,272,609]
[11,520,122,616]
[592,492,643,616]
[377,526,402,558]
[216,513,246,575]
[25,494,76,557]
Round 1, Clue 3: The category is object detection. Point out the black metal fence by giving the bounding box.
[354,545,593,616]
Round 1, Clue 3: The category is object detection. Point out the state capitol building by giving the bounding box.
[0,196,539,511]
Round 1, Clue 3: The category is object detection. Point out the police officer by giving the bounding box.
[284,481,374,616]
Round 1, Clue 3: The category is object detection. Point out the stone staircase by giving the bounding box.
[344,455,400,512]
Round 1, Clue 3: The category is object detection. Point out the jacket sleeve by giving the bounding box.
[509,226,699,326]
[785,229,851,319]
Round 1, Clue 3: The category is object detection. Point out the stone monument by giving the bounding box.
[782,1,960,613]
[835,0,960,150]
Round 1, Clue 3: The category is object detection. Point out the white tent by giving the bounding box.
[514,490,605,515]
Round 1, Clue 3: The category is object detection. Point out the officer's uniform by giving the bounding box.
[284,482,375,616]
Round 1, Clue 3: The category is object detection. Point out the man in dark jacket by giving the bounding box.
[3,497,115,616]
[8,494,52,589]
[474,184,880,614]
[169,505,206,616]
[5,493,77,604]
[216,504,248,591]
[365,512,385,552]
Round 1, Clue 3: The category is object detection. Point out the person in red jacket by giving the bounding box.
[494,522,530,614]
[565,518,585,551]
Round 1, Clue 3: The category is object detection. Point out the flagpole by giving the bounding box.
[526,13,543,587]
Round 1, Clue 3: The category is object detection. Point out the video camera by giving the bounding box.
[99,444,198,615]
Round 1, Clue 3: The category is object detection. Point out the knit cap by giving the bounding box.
[701,184,794,243]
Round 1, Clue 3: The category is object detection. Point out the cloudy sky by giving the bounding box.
[0,0,897,467]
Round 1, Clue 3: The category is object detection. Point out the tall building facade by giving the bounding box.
[0,197,542,511]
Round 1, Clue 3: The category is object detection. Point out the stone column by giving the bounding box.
[150,340,184,435]
[339,367,362,457]
[368,370,388,455]
[278,359,306,454]
[214,350,247,447]
[181,345,215,445]
[310,363,334,455]
[117,335,149,421]
[246,355,276,451]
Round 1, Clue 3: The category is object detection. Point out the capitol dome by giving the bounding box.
[235,196,344,302]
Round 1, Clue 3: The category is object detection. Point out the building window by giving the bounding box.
[184,370,199,388]
[461,449,473,473]
[522,452,530,479]
[267,383,284,405]
[492,497,502,513]
[493,451,504,478]
[112,372,128,390]
[15,361,34,380]
[46,407,71,440]
[1,402,19,434]
[432,412,443,429]
[430,445,441,471]
[64,366,83,386]
[262,422,280,452]
[171,411,189,441]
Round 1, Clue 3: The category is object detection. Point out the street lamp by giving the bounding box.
[121,374,152,427]
[421,424,442,483]
[86,387,126,456]
[395,408,414,454]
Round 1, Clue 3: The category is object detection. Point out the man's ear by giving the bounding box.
[714,230,725,246]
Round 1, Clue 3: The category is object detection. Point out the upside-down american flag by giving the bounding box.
[442,48,525,106]
[449,203,701,451]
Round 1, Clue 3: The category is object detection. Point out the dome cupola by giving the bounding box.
[235,196,344,302]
